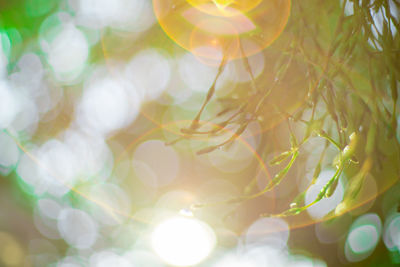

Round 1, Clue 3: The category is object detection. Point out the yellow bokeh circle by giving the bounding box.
[153,0,291,61]
[186,0,263,17]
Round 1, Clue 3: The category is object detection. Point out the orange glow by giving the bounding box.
[153,0,291,61]
[186,0,263,17]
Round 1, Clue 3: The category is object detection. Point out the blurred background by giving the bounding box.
[0,0,400,266]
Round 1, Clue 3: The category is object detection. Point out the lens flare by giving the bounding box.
[153,0,291,61]
[187,0,263,16]
[151,216,216,266]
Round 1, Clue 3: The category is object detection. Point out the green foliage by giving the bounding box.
[185,0,400,218]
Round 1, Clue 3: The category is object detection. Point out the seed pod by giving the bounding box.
[269,151,291,165]
[332,153,341,168]
[350,156,359,164]
[317,129,329,138]
[342,132,358,161]
[349,132,357,142]
[272,169,288,185]
[282,207,302,216]
[311,163,321,185]
[317,174,338,201]
[325,178,339,197]
[197,145,218,155]
[335,202,347,216]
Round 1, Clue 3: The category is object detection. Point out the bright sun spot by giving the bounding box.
[151,217,216,266]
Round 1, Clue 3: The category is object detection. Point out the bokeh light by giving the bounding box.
[151,216,216,266]
[57,208,98,249]
[344,213,382,262]
[153,0,291,60]
[1,1,399,266]
[383,213,400,252]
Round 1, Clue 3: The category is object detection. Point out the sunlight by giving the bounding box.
[153,0,291,60]
[151,216,216,266]
[187,0,262,15]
